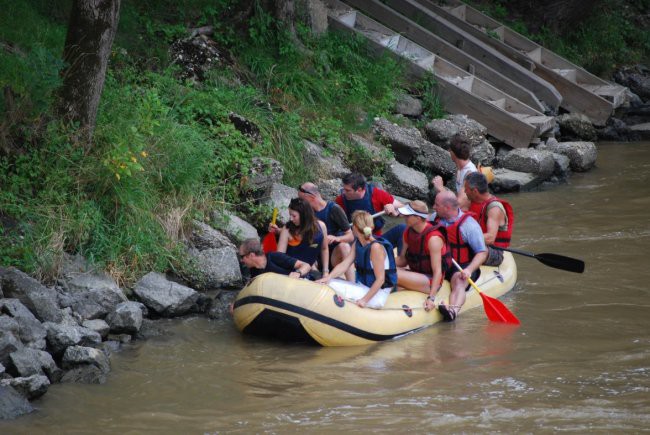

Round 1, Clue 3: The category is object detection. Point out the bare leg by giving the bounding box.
[449,271,468,315]
[332,242,355,282]
[396,269,430,293]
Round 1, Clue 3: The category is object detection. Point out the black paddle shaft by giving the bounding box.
[491,246,585,273]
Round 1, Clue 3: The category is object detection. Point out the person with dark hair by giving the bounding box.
[464,171,514,266]
[395,201,449,312]
[432,190,487,321]
[298,182,355,281]
[276,197,329,276]
[238,238,312,279]
[432,134,477,210]
[317,210,397,309]
[335,172,406,253]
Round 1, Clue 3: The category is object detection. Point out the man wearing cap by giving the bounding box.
[432,190,488,321]
[396,200,448,312]
[298,182,355,281]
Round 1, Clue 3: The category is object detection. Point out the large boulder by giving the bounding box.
[0,316,21,366]
[424,114,487,148]
[105,302,144,335]
[498,148,555,179]
[211,210,259,244]
[82,319,110,340]
[133,272,200,317]
[260,183,298,225]
[1,375,50,400]
[0,385,33,420]
[189,220,234,251]
[470,139,496,167]
[44,322,102,356]
[9,348,61,382]
[348,134,392,176]
[62,345,110,374]
[557,113,597,141]
[613,64,650,102]
[0,267,62,323]
[394,93,423,117]
[302,140,350,179]
[491,168,541,193]
[186,246,242,290]
[412,141,455,179]
[373,117,423,164]
[0,299,46,350]
[539,141,597,172]
[384,161,429,200]
[242,157,284,197]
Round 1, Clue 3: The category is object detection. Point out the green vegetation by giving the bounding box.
[0,0,417,284]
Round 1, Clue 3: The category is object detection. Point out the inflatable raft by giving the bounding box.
[233,252,517,346]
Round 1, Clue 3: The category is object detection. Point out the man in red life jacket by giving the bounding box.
[395,201,448,312]
[335,172,406,253]
[432,190,488,321]
[464,172,514,267]
[298,182,355,281]
[432,134,477,211]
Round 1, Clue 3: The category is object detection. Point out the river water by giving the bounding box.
[3,142,650,433]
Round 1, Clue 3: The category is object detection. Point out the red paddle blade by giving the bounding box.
[479,292,520,325]
[262,233,277,253]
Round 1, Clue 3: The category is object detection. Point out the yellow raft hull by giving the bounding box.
[233,252,517,346]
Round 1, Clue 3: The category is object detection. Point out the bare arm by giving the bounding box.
[318,221,329,273]
[395,239,409,268]
[277,227,289,253]
[317,244,355,282]
[484,206,506,245]
[328,228,353,244]
[289,259,313,279]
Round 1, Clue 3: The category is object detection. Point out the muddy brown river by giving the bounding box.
[2,142,649,433]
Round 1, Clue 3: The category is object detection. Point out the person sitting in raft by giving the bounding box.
[432,134,477,211]
[335,172,407,254]
[395,201,448,312]
[316,210,397,309]
[298,182,355,281]
[464,171,514,266]
[275,197,329,279]
[238,238,312,279]
[431,190,488,321]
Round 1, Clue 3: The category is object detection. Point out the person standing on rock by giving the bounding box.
[432,134,477,211]
[335,172,406,253]
[298,182,355,281]
[431,190,487,322]
[464,172,514,266]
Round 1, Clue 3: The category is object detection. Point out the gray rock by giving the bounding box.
[229,112,261,142]
[0,316,21,366]
[189,220,234,250]
[613,64,650,102]
[61,269,121,296]
[82,319,110,339]
[302,140,350,179]
[135,319,169,340]
[629,122,650,141]
[0,299,47,350]
[470,139,496,167]
[9,348,61,382]
[394,94,423,117]
[373,117,423,164]
[0,385,33,420]
[0,267,62,323]
[498,148,555,179]
[133,272,200,317]
[242,157,284,196]
[557,113,597,141]
[348,134,392,175]
[1,375,50,400]
[66,287,128,321]
[62,345,110,374]
[44,322,102,355]
[206,291,237,320]
[106,302,144,335]
[260,183,298,225]
[491,168,541,193]
[412,140,456,179]
[316,179,342,201]
[424,115,487,148]
[384,161,429,200]
[541,141,598,172]
[549,152,571,179]
[596,117,630,141]
[211,210,259,244]
[60,365,107,385]
[186,246,242,290]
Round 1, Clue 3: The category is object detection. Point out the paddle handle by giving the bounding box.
[451,258,481,294]
[271,207,278,226]
[371,210,386,219]
[490,245,535,258]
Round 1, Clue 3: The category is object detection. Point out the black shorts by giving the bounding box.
[444,267,481,292]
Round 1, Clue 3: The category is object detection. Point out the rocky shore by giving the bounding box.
[2,34,649,421]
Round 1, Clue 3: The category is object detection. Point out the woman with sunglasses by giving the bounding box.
[317,210,397,309]
[276,197,329,278]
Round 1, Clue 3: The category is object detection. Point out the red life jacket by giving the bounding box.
[404,223,448,275]
[442,213,474,269]
[469,197,514,248]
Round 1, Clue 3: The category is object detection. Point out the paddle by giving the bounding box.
[491,246,585,274]
[451,259,520,325]
[262,208,279,253]
[348,210,387,228]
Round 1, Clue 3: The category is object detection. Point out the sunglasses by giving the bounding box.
[298,186,315,196]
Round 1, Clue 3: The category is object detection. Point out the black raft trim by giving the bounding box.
[234,295,419,342]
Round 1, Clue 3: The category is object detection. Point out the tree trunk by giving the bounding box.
[58,0,121,142]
